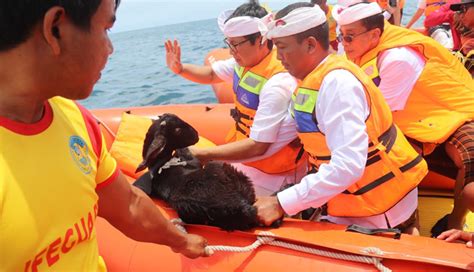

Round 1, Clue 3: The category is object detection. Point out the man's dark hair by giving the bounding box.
[0,0,121,52]
[359,10,385,35]
[275,2,329,50]
[226,0,273,50]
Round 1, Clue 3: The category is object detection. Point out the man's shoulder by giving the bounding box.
[380,47,424,68]
[266,72,297,87]
[261,72,298,97]
[322,69,360,87]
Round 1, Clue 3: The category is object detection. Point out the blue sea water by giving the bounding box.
[81,2,422,109]
[81,19,224,109]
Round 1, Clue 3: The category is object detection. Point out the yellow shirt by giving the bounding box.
[0,97,118,272]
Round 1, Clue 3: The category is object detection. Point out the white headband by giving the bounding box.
[332,2,382,26]
[263,6,326,40]
[336,0,364,7]
[217,9,235,33]
[218,9,266,38]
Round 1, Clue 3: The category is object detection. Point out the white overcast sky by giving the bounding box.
[113,0,317,33]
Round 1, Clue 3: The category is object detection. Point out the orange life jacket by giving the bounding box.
[353,22,474,154]
[227,50,305,174]
[291,54,427,217]
[327,5,337,44]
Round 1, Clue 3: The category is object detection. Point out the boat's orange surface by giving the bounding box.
[92,104,473,271]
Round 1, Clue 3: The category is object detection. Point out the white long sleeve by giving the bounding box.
[277,69,370,216]
[377,47,425,111]
[211,57,299,162]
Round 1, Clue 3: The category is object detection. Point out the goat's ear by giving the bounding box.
[145,134,166,160]
[136,134,167,172]
[135,161,148,173]
[174,127,182,135]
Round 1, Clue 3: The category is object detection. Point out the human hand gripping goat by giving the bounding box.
[254,196,285,227]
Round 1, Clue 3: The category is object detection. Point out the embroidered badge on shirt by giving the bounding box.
[69,136,92,174]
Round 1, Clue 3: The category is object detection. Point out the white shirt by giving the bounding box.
[377,47,426,111]
[277,59,417,228]
[211,57,299,160]
[383,11,393,21]
[212,57,305,195]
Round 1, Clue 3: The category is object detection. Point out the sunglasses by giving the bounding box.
[460,4,474,13]
[337,29,372,43]
[223,38,251,52]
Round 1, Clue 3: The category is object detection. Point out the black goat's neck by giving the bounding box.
[149,152,173,176]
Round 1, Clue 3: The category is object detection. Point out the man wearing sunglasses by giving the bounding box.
[335,2,474,237]
[254,2,427,233]
[450,0,474,28]
[424,0,463,51]
[165,1,306,196]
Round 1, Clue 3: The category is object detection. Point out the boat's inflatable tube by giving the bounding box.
[91,105,472,272]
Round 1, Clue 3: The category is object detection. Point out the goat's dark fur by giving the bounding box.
[133,113,259,231]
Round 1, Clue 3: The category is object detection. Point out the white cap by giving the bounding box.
[336,0,364,7]
[217,9,267,38]
[217,9,235,32]
[263,5,327,40]
[332,2,382,26]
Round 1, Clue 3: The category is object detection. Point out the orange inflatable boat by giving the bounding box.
[92,104,474,272]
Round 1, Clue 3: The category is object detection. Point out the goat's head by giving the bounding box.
[136,113,199,173]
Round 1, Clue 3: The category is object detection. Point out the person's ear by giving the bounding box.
[307,36,319,54]
[42,7,65,55]
[370,28,382,41]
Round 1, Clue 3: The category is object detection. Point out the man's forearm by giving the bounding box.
[98,172,208,258]
[179,63,221,84]
[118,187,187,247]
[406,9,424,28]
[195,138,270,163]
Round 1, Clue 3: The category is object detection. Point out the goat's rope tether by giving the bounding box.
[158,157,187,174]
[170,218,392,272]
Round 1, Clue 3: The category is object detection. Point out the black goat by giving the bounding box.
[133,113,259,231]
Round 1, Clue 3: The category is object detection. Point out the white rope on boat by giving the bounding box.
[170,219,392,272]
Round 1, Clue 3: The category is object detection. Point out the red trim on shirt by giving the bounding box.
[75,102,102,160]
[96,168,119,190]
[0,102,53,135]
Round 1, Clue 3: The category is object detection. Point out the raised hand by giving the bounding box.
[165,39,183,74]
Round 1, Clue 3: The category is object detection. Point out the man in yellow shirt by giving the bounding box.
[0,0,208,271]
